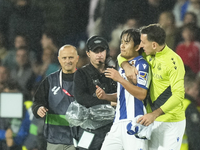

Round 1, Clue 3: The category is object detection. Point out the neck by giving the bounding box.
[91,62,105,73]
[62,69,76,74]
[156,45,165,53]
[184,40,192,46]
[127,53,139,61]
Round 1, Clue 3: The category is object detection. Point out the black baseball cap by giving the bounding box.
[86,36,109,53]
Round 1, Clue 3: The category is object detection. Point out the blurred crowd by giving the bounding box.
[0,0,200,149]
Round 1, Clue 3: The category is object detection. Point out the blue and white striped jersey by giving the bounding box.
[114,55,151,123]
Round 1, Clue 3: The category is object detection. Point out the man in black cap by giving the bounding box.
[73,36,117,150]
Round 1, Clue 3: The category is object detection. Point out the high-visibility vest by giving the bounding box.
[180,99,191,150]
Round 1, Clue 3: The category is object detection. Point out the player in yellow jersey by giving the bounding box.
[118,24,185,150]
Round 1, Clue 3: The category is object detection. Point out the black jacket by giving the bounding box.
[32,70,78,145]
[73,63,117,150]
[73,63,117,108]
[184,94,200,150]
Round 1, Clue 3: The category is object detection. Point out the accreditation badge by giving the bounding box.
[78,131,95,149]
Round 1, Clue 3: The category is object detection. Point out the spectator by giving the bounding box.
[2,33,36,70]
[40,28,60,55]
[109,17,140,62]
[173,0,188,27]
[0,32,8,62]
[158,11,177,50]
[7,0,44,59]
[0,79,30,150]
[32,46,60,85]
[0,65,10,92]
[181,71,200,150]
[174,12,200,47]
[10,46,35,98]
[175,23,200,74]
[182,0,200,27]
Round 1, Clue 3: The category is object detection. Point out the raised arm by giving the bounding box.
[73,69,110,108]
[104,68,147,101]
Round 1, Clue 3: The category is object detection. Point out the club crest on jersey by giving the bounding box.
[157,63,161,70]
[138,71,148,86]
[129,60,136,66]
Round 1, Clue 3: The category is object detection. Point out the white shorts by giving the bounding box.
[149,120,186,150]
[101,121,148,150]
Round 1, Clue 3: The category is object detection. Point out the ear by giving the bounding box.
[152,42,157,50]
[86,51,90,57]
[77,55,79,61]
[135,45,140,51]
[58,56,61,64]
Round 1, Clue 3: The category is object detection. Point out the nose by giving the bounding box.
[65,58,71,63]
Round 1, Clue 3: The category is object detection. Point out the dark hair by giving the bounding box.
[120,28,141,47]
[182,23,198,40]
[184,12,197,25]
[140,24,166,46]
[120,28,143,55]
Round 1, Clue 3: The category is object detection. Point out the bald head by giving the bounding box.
[58,45,79,74]
[58,45,78,56]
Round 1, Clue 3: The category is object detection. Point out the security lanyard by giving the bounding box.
[62,88,73,97]
[59,70,73,97]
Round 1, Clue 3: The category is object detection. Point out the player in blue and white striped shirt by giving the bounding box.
[96,29,151,150]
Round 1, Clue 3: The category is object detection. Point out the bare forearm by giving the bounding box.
[137,108,164,126]
[121,61,130,70]
[152,108,164,118]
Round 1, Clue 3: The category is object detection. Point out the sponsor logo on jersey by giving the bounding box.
[153,73,163,79]
[142,64,147,69]
[52,86,60,95]
[138,71,148,86]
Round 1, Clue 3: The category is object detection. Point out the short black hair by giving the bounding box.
[140,24,166,46]
[120,28,143,55]
[182,23,198,40]
[184,12,197,25]
[120,29,141,47]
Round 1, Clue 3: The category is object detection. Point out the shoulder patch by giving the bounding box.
[138,71,148,86]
